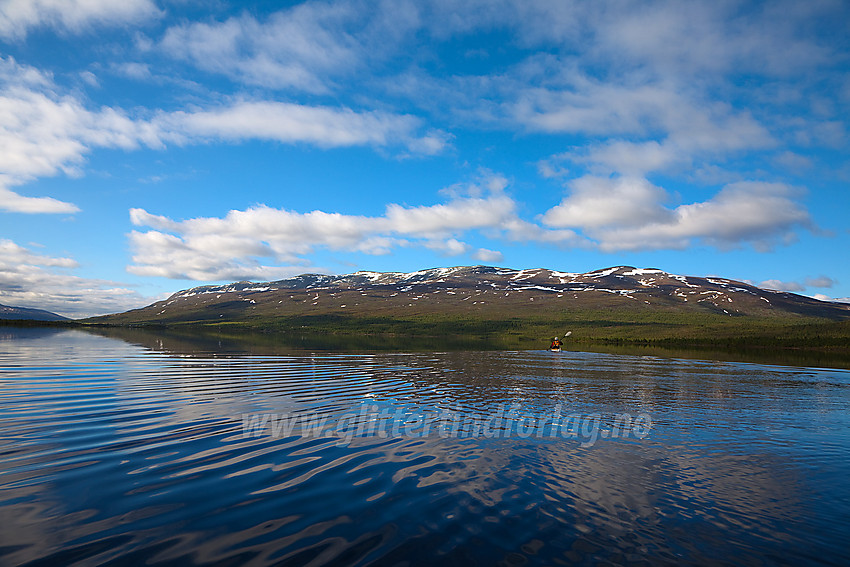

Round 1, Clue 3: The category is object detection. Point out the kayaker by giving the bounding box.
[550,337,562,350]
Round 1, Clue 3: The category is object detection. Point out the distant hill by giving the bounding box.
[0,303,69,321]
[86,266,850,339]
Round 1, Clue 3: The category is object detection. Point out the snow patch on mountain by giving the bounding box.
[125,264,850,324]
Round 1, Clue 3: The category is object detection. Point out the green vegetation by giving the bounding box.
[16,264,849,367]
[0,318,77,328]
[8,309,850,368]
[80,309,850,353]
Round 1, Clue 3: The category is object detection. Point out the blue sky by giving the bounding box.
[0,0,848,317]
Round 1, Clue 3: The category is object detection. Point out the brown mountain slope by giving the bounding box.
[88,265,850,326]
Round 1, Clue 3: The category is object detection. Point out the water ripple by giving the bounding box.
[1,329,850,565]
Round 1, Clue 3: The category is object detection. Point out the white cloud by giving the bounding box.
[147,0,846,170]
[114,62,152,80]
[424,0,838,78]
[127,175,547,281]
[4,1,839,218]
[0,56,448,214]
[472,248,504,263]
[759,279,805,292]
[425,238,470,256]
[0,0,160,40]
[384,193,517,236]
[564,141,688,177]
[0,238,77,268]
[0,183,79,213]
[0,84,156,178]
[0,239,152,318]
[511,80,775,165]
[805,276,835,288]
[542,176,673,229]
[587,0,835,77]
[748,274,836,293]
[158,0,839,95]
[773,151,813,172]
[543,179,813,252]
[163,101,448,154]
[368,0,840,186]
[158,2,412,93]
[0,57,165,213]
[1,0,844,300]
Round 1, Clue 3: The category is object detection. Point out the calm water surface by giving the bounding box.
[1,327,849,566]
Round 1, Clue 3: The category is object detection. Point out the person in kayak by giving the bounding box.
[550,337,563,350]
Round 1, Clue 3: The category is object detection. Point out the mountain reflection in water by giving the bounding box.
[1,326,848,566]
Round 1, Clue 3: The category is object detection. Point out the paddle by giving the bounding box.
[550,331,570,350]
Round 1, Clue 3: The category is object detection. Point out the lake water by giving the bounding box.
[1,327,849,566]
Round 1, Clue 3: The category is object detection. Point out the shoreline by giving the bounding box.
[5,318,850,370]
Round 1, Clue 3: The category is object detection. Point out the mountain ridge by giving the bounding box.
[0,303,69,322]
[89,265,850,325]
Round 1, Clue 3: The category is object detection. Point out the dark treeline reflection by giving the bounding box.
[81,325,512,355]
[79,324,850,369]
[1,326,849,565]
